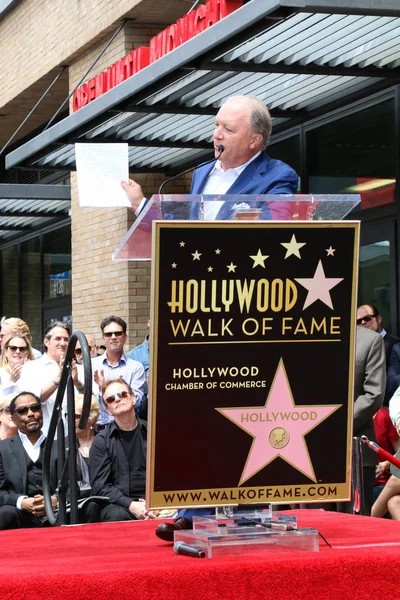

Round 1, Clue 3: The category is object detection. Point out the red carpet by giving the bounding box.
[2,510,400,600]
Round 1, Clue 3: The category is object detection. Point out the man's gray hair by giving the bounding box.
[222,96,272,149]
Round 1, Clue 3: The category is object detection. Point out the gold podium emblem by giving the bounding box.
[269,427,290,449]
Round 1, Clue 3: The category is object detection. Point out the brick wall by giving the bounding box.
[0,0,194,349]
[0,0,191,108]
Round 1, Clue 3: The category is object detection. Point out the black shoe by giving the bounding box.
[155,517,192,542]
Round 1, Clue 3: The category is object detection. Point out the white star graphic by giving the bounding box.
[192,250,202,261]
[171,263,177,269]
[326,246,336,256]
[295,260,343,310]
[227,262,237,273]
[215,249,221,255]
[281,234,306,259]
[208,266,213,272]
[249,249,269,268]
[179,241,185,247]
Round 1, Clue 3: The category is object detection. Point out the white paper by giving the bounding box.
[75,143,130,208]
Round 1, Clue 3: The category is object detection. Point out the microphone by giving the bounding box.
[158,145,224,194]
[173,541,206,558]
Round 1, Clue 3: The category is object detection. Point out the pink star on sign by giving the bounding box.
[216,360,341,485]
[295,260,343,310]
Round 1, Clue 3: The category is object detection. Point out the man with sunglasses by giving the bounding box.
[357,304,400,404]
[89,379,156,522]
[0,392,58,530]
[74,316,146,430]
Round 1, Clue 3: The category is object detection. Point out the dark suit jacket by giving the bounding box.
[0,434,57,507]
[354,327,386,466]
[383,332,400,364]
[191,152,298,196]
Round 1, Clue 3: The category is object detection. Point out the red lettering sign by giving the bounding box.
[73,0,242,111]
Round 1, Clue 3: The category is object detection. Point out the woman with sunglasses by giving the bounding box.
[0,395,17,440]
[0,334,35,397]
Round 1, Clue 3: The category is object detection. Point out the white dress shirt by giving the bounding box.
[202,151,262,220]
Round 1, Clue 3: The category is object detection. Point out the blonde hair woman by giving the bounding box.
[0,317,42,358]
[0,334,35,397]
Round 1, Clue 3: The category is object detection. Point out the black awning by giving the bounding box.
[6,0,400,174]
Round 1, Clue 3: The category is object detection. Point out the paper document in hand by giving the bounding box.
[76,143,130,207]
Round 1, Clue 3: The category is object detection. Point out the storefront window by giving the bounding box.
[268,134,300,189]
[307,100,396,209]
[1,246,19,317]
[358,241,390,327]
[43,227,72,300]
[21,237,41,349]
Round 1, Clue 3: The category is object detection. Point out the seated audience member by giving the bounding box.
[0,317,42,359]
[372,406,400,505]
[89,379,156,522]
[0,395,17,440]
[71,394,100,490]
[0,334,35,396]
[96,344,106,356]
[0,392,58,530]
[371,471,400,519]
[74,316,146,430]
[18,322,70,435]
[357,304,400,404]
[64,394,104,522]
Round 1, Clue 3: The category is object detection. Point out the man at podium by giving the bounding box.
[120,95,299,540]
[122,95,298,216]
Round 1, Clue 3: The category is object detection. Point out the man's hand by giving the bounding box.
[128,500,148,520]
[21,495,48,517]
[94,368,105,389]
[128,499,157,520]
[121,179,144,212]
[32,494,46,516]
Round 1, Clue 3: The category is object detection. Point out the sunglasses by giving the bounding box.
[74,347,93,355]
[6,345,28,352]
[104,390,130,404]
[356,314,377,325]
[0,405,10,414]
[103,331,124,338]
[14,403,42,416]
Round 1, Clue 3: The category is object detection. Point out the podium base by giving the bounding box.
[174,511,319,558]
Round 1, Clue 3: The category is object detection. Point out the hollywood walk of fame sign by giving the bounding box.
[147,221,359,509]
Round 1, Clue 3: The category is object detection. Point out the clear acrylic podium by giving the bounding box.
[114,192,360,556]
[113,194,360,261]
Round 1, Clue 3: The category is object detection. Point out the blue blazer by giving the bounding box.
[190,153,298,220]
[191,152,298,196]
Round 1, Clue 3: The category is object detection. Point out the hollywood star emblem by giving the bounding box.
[216,360,341,485]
